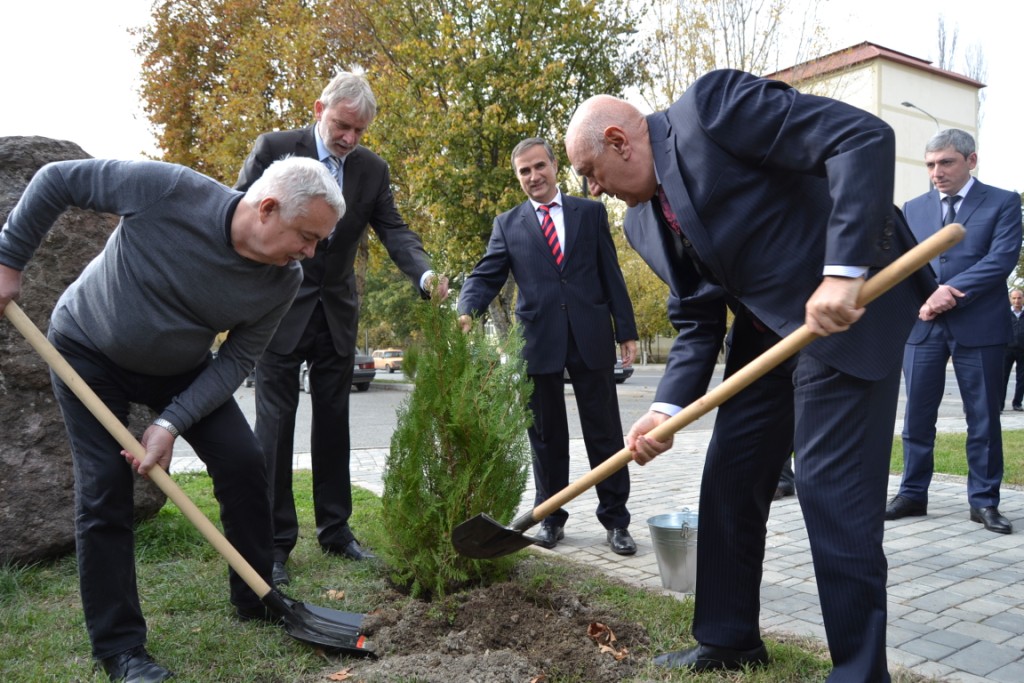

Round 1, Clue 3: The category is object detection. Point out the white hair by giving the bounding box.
[244,156,345,221]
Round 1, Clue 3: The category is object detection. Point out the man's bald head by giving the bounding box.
[567,95,644,157]
[565,95,657,207]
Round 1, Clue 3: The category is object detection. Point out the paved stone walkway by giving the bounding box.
[174,410,1024,682]
[342,431,1024,682]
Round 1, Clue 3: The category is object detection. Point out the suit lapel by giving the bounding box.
[296,126,318,159]
[648,113,725,284]
[954,181,984,226]
[520,201,561,271]
[560,196,577,266]
[341,147,363,200]
[626,205,676,285]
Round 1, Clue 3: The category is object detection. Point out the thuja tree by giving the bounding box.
[379,299,532,598]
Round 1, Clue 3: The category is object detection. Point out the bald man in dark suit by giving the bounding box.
[567,70,931,680]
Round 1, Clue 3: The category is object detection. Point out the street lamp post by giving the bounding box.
[902,101,942,192]
[901,101,941,132]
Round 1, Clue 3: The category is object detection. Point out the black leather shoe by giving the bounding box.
[773,485,795,501]
[653,643,769,672]
[607,528,637,555]
[272,561,290,586]
[98,646,174,682]
[970,506,1012,534]
[236,602,284,624]
[322,539,376,561]
[1014,405,1023,412]
[885,495,927,520]
[533,523,564,549]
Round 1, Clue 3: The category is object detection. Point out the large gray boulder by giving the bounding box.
[0,136,166,565]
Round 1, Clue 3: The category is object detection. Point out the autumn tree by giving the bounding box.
[636,0,831,111]
[134,0,352,182]
[611,227,672,362]
[345,0,643,331]
[137,0,643,338]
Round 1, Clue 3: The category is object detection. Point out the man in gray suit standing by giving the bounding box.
[458,138,639,555]
[236,72,448,586]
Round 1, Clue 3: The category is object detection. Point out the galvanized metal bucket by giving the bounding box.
[647,509,698,593]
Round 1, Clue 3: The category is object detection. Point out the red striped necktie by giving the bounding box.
[657,185,682,235]
[538,202,563,267]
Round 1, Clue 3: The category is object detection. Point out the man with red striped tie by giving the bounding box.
[458,137,639,555]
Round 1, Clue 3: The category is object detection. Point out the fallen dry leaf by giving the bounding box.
[587,622,616,645]
[326,666,353,680]
[598,643,630,661]
[529,675,547,682]
[325,589,346,601]
[587,622,629,661]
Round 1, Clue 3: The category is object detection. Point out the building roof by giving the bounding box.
[766,41,985,89]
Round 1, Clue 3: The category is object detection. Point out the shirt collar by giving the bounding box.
[314,125,348,166]
[941,176,975,201]
[529,189,563,211]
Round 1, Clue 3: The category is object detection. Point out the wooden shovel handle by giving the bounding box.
[518,223,965,528]
[3,301,272,598]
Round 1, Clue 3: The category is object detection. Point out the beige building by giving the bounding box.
[768,42,984,205]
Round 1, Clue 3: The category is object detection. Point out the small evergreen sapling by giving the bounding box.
[379,300,532,598]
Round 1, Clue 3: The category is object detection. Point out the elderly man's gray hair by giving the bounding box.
[244,156,346,221]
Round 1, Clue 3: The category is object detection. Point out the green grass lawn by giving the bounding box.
[889,429,1024,486]
[6,425,1015,682]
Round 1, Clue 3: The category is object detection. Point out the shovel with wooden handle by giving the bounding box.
[2,301,375,657]
[452,223,966,559]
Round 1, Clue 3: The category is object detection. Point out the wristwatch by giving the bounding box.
[153,418,180,438]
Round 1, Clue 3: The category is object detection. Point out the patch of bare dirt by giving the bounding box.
[307,573,650,682]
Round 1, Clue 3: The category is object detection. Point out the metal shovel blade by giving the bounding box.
[451,513,540,559]
[262,589,375,657]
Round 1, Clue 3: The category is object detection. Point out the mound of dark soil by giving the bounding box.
[310,572,651,682]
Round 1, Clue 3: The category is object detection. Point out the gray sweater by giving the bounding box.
[0,159,302,432]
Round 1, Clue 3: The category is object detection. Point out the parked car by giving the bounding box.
[613,360,634,384]
[372,348,403,373]
[352,351,376,391]
[563,359,633,384]
[294,352,376,393]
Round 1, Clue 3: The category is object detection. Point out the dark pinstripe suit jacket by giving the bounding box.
[623,69,930,408]
[458,194,637,375]
[235,126,431,356]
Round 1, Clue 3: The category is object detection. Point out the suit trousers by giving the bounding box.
[1002,346,1024,409]
[695,336,899,682]
[899,322,1005,508]
[255,303,356,562]
[527,333,630,530]
[49,330,272,659]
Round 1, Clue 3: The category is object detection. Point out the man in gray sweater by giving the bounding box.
[0,157,343,682]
